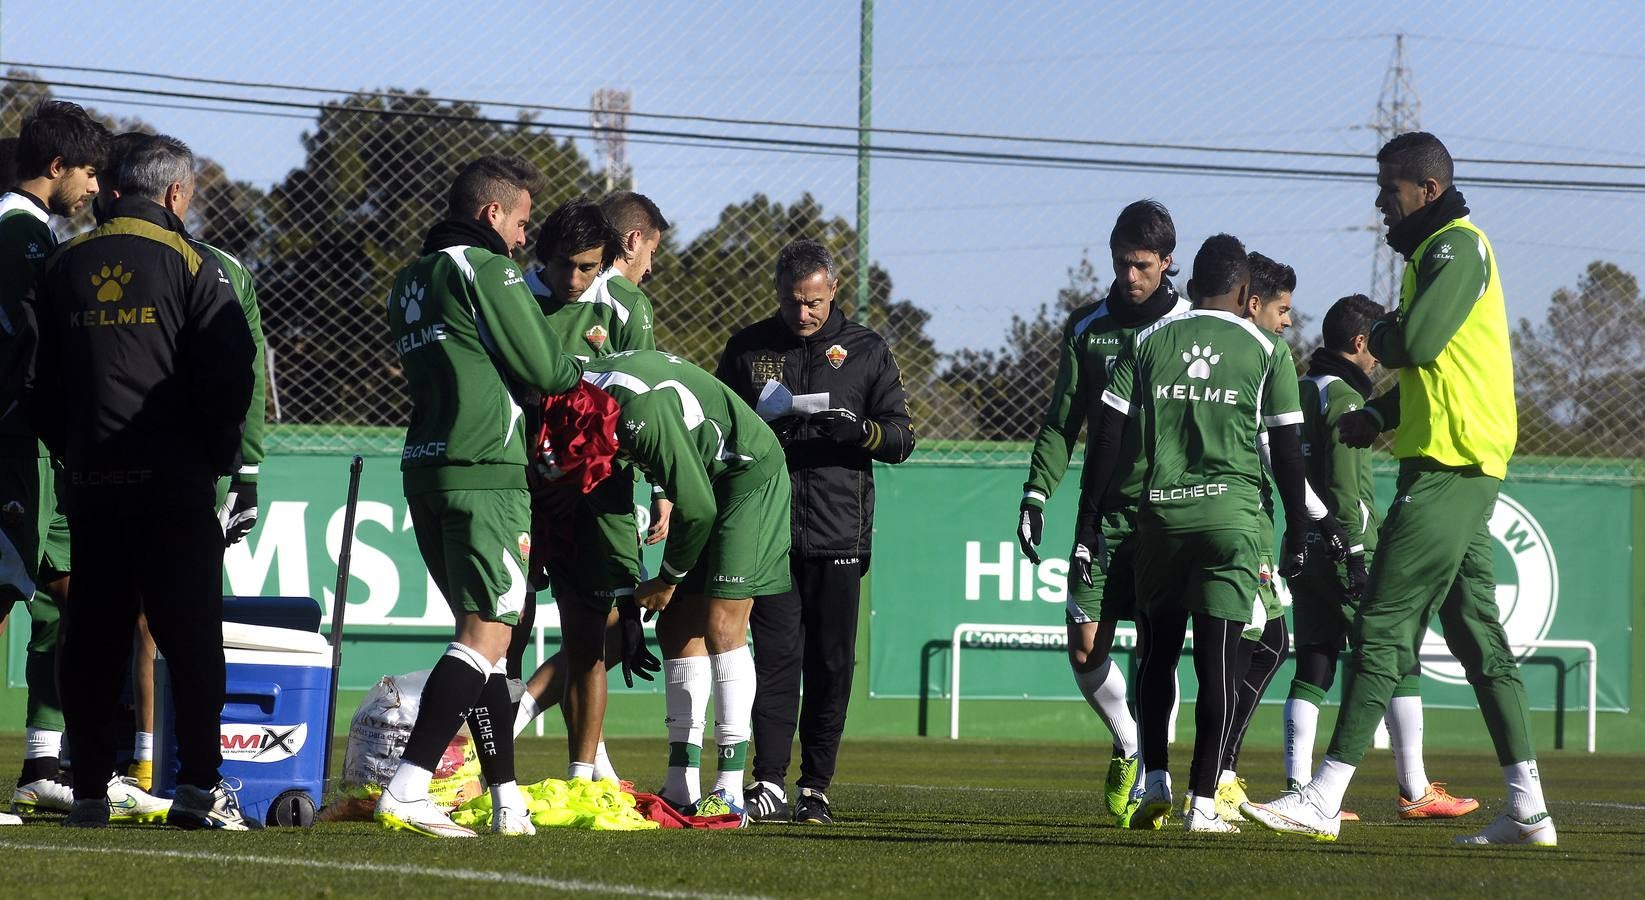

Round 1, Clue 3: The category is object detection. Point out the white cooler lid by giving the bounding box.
[223,621,331,655]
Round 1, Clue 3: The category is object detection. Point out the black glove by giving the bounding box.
[1070,507,1107,588]
[1315,515,1350,563]
[219,477,259,547]
[1342,553,1368,602]
[1016,504,1043,565]
[767,414,803,448]
[617,597,661,688]
[812,408,871,446]
[1279,524,1309,579]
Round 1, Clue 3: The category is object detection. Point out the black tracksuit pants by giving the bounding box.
[61,498,225,798]
[750,556,862,793]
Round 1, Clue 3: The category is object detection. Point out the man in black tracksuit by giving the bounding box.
[715,239,914,824]
[26,135,255,829]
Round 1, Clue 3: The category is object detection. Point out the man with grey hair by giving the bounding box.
[25,133,256,829]
[716,238,915,824]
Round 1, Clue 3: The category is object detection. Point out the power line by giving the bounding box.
[7,59,1645,173]
[9,74,1645,195]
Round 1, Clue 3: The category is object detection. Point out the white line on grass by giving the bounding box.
[835,781,1086,795]
[0,841,767,900]
[1565,801,1645,811]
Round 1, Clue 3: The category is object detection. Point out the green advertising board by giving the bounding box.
[867,461,1634,715]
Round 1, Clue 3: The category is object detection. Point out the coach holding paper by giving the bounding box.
[716,239,914,824]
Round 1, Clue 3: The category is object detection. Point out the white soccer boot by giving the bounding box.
[12,776,75,814]
[168,780,258,831]
[1455,812,1557,847]
[1241,782,1341,842]
[107,775,172,824]
[374,790,475,838]
[1184,806,1241,833]
[492,803,537,836]
[1121,778,1173,830]
[1,811,22,825]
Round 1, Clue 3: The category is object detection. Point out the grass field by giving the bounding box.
[1,734,1641,898]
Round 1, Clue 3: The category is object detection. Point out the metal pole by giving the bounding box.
[320,455,364,804]
[855,0,873,324]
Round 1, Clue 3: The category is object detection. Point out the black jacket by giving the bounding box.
[26,196,254,510]
[716,308,914,559]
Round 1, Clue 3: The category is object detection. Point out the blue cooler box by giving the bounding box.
[154,621,332,826]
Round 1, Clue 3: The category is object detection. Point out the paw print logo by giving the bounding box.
[1183,343,1220,379]
[399,280,425,324]
[91,264,133,302]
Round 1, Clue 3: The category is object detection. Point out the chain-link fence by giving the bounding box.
[2,2,1642,481]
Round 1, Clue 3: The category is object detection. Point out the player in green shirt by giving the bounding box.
[1015,200,1191,818]
[578,349,791,818]
[1072,235,1345,834]
[376,156,583,838]
[0,101,108,823]
[511,198,661,784]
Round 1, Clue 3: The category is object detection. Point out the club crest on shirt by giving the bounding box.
[585,324,608,351]
[1258,560,1273,587]
[826,344,848,369]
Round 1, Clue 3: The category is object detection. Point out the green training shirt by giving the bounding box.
[581,349,784,585]
[1102,309,1303,535]
[0,191,57,458]
[195,242,267,480]
[1021,290,1192,511]
[1299,373,1379,554]
[389,243,583,493]
[524,266,655,359]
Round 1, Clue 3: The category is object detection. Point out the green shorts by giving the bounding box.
[1134,526,1261,624]
[1066,508,1139,625]
[0,456,71,607]
[1289,548,1374,649]
[547,472,642,612]
[678,468,792,600]
[408,487,530,625]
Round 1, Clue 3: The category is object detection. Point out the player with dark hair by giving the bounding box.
[1280,293,1478,822]
[1014,199,1190,820]
[599,190,669,286]
[1246,132,1553,845]
[1013,200,1184,819]
[1075,234,1346,833]
[510,198,660,783]
[1,100,108,824]
[377,155,581,837]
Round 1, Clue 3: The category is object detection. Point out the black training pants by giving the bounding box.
[61,498,225,798]
[750,556,863,793]
[1136,607,1244,801]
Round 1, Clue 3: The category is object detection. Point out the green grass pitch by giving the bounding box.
[1,734,1641,897]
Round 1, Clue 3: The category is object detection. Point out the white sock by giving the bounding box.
[134,731,154,762]
[1218,769,1237,787]
[568,762,595,781]
[511,692,540,738]
[1144,768,1172,797]
[1504,760,1547,820]
[23,728,62,760]
[710,646,756,804]
[386,760,433,802]
[1282,698,1318,785]
[1309,757,1357,815]
[1384,696,1429,799]
[1073,658,1138,756]
[593,741,619,782]
[1191,793,1217,817]
[491,780,526,814]
[663,656,711,804]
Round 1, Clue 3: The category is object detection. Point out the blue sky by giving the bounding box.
[4,0,1642,352]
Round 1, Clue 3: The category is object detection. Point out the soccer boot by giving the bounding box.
[375,790,475,838]
[169,781,260,831]
[1184,807,1240,833]
[1241,783,1341,842]
[743,781,791,823]
[63,799,110,828]
[1214,777,1250,822]
[127,760,154,792]
[12,776,75,815]
[793,788,832,825]
[492,803,536,836]
[0,811,20,825]
[1121,779,1172,830]
[696,788,752,827]
[107,776,172,824]
[1340,808,1361,822]
[1456,812,1557,847]
[1103,753,1140,818]
[1399,782,1480,820]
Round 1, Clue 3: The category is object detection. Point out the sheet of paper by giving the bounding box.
[791,392,832,417]
[755,380,794,421]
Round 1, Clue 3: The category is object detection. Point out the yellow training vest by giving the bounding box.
[1394,217,1517,478]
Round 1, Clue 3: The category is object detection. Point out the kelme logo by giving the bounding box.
[399,280,425,324]
[1422,492,1558,685]
[1183,344,1220,379]
[92,264,133,302]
